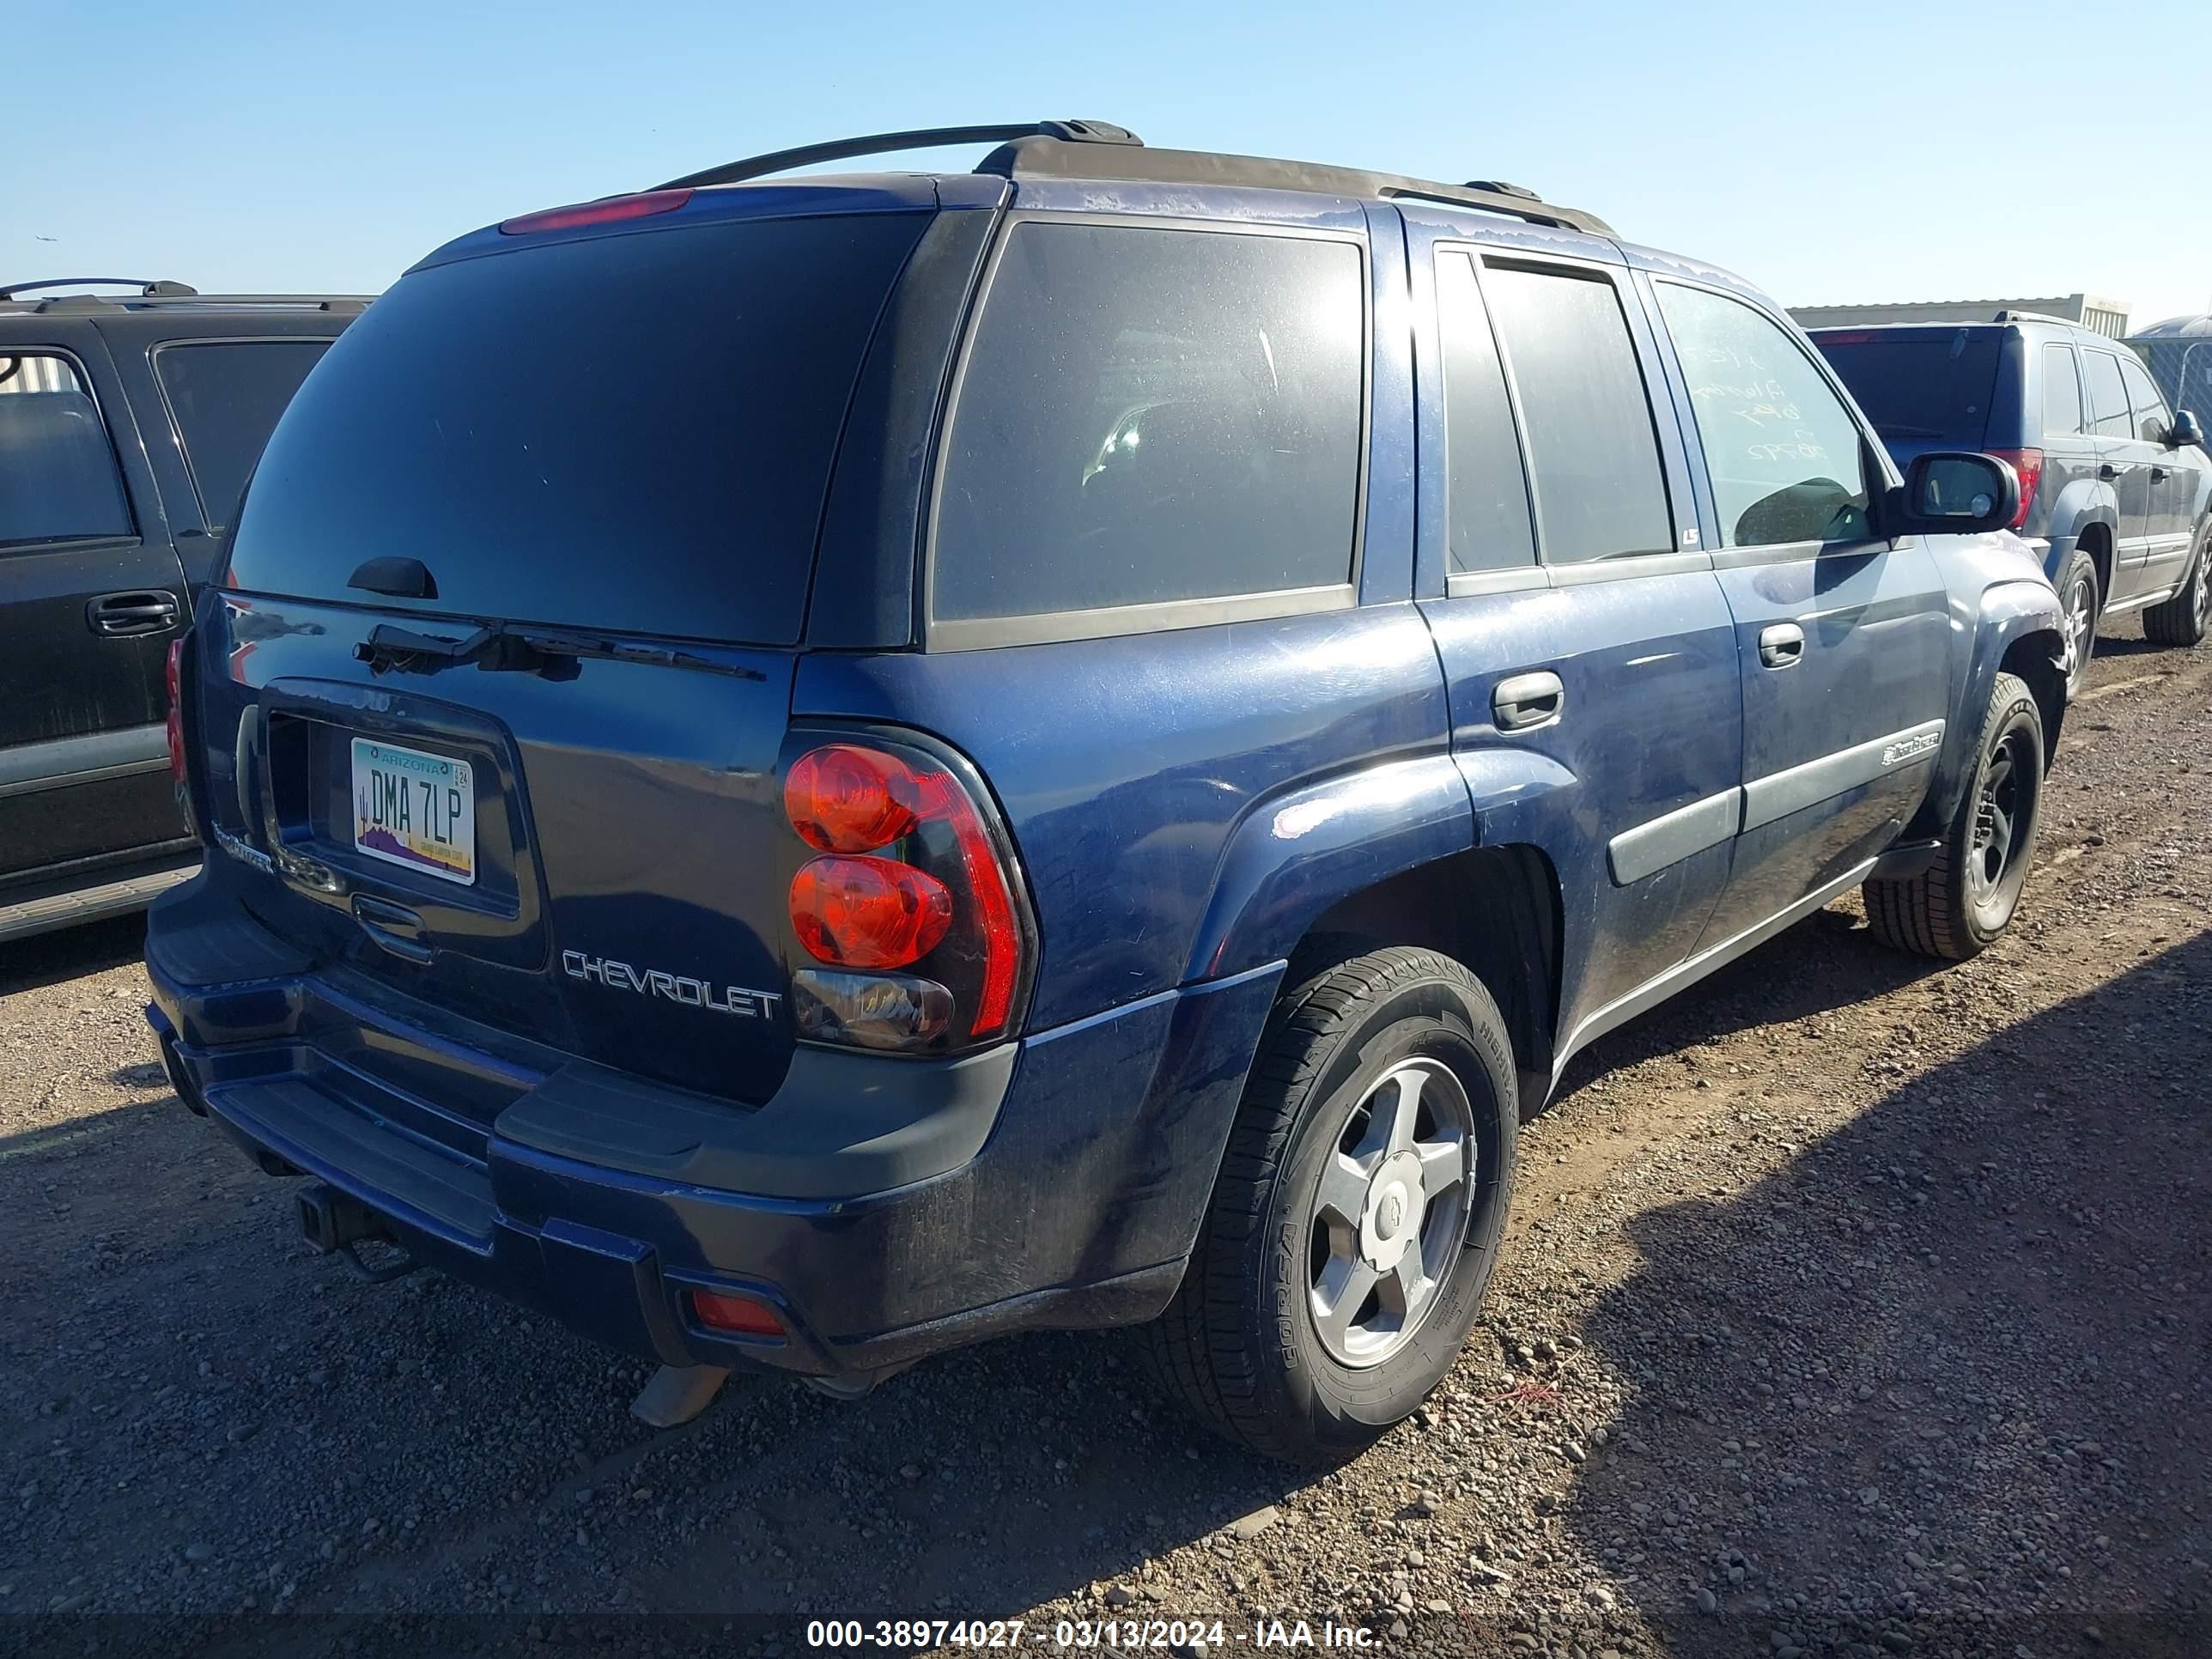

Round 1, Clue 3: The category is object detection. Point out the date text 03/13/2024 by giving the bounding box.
[803,1620,1379,1650]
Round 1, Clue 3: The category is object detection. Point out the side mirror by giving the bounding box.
[2170,409,2204,449]
[1887,451,2021,537]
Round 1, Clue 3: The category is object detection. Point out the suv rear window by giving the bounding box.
[225,212,931,643]
[156,339,329,530]
[1810,329,2002,448]
[932,222,1364,623]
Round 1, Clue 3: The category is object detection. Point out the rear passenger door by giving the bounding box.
[2119,354,2194,589]
[1405,214,1742,1036]
[0,329,190,882]
[2082,346,2156,599]
[1646,279,1952,946]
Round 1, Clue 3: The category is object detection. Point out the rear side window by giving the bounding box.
[1436,252,1535,574]
[932,221,1364,623]
[0,353,132,547]
[1480,263,1672,563]
[2083,351,2133,437]
[2041,344,2083,436]
[155,339,330,530]
[2120,356,2170,441]
[1809,329,2002,449]
[1657,283,1872,548]
[227,212,932,644]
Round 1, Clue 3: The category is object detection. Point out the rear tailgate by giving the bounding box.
[200,595,799,1103]
[195,194,942,1108]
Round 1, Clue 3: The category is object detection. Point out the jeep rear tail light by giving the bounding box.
[781,733,1031,1054]
[164,639,186,784]
[1984,447,2042,530]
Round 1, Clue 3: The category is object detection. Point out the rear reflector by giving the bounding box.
[164,639,186,784]
[691,1288,783,1339]
[499,188,693,236]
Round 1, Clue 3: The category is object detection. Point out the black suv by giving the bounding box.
[0,280,364,942]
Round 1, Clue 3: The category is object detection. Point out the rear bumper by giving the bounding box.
[145,872,1280,1380]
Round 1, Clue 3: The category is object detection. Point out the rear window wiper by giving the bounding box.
[354,621,765,681]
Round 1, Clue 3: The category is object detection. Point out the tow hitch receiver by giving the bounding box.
[296,1184,421,1283]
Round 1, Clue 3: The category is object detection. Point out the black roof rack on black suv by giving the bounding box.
[655,120,1613,236]
[3,285,368,316]
[0,277,199,300]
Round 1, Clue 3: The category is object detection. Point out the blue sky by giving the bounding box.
[11,0,2209,327]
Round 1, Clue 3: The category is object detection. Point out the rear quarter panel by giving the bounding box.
[792,605,1458,1030]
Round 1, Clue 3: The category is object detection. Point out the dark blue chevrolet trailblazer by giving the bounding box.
[147,121,2069,1462]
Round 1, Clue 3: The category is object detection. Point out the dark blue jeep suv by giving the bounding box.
[146,121,2066,1462]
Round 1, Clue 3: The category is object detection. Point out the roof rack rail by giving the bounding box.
[1,277,198,300]
[1992,309,2074,327]
[978,136,1613,235]
[655,120,1140,191]
[653,121,1611,235]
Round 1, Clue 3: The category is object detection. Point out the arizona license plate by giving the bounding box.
[350,738,476,885]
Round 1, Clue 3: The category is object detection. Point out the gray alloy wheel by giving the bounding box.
[2057,553,2099,698]
[1306,1056,1474,1368]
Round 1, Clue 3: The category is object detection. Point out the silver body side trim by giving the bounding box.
[1553,855,1879,1082]
[2102,586,2180,617]
[0,723,168,799]
[1741,719,1945,833]
[1607,787,1742,885]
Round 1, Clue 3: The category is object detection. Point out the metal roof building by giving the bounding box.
[2124,313,2212,422]
[1787,292,2132,339]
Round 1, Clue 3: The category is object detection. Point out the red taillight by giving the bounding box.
[691,1288,782,1339]
[790,855,952,969]
[781,736,1029,1050]
[917,770,1022,1035]
[164,639,185,783]
[784,744,921,853]
[498,187,693,236]
[1984,447,2042,530]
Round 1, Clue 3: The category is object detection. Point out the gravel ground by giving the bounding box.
[3,621,2209,1659]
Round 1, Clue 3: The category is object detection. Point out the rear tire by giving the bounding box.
[1863,671,2044,961]
[2056,549,2100,699]
[2142,519,2210,647]
[1139,947,1517,1465]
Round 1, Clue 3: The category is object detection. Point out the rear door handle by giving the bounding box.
[1758,623,1806,669]
[1492,671,1565,732]
[2151,465,2171,483]
[2100,463,2122,481]
[86,591,179,638]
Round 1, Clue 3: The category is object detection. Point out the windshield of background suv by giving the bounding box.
[223,211,930,644]
[1811,329,2002,449]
